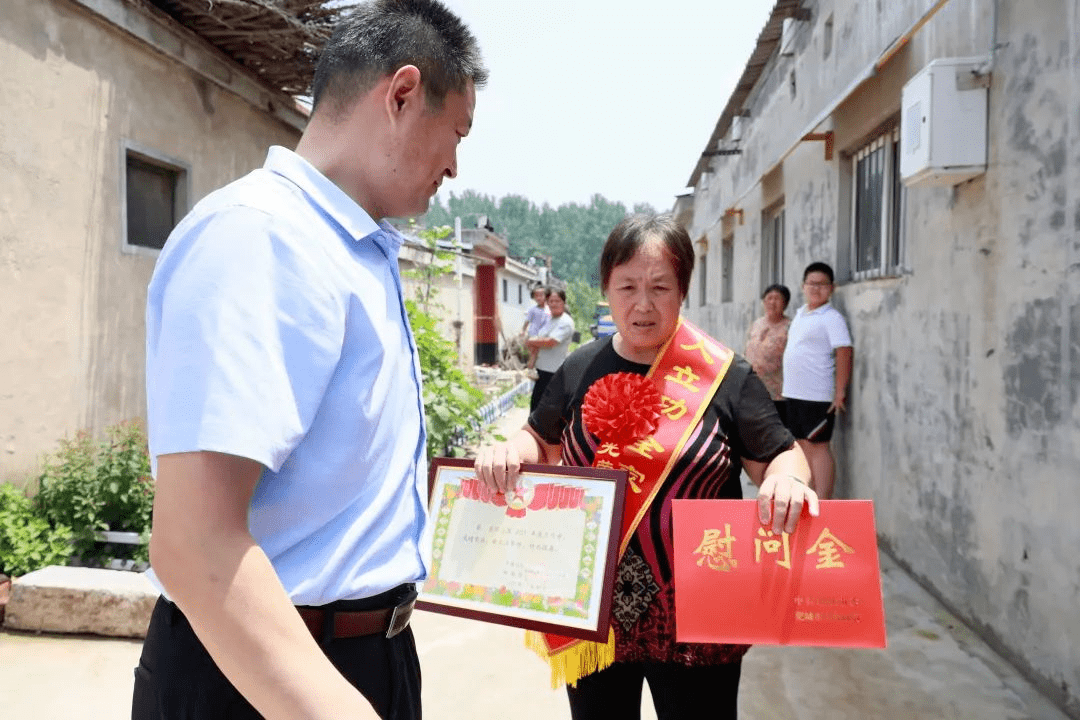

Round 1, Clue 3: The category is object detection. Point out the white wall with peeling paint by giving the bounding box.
[683,0,1080,715]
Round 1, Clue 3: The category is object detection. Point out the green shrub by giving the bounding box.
[406,298,484,458]
[0,482,72,578]
[33,421,153,565]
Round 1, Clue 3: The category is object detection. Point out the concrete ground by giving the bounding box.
[0,405,1071,719]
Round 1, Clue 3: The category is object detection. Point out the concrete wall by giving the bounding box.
[684,0,1080,714]
[399,242,478,369]
[0,0,301,483]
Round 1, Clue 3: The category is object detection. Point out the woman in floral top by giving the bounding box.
[745,283,791,418]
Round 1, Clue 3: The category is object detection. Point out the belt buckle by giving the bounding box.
[385,599,413,639]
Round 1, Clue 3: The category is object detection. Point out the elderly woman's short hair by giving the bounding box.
[761,283,791,308]
[600,214,695,298]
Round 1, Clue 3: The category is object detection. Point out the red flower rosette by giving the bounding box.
[581,372,662,448]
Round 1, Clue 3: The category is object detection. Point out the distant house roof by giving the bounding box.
[131,0,344,96]
[686,0,807,187]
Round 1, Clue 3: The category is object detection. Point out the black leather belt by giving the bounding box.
[296,585,416,641]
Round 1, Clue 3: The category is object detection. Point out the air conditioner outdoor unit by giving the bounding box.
[900,57,989,187]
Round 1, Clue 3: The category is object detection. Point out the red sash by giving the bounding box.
[526,318,734,686]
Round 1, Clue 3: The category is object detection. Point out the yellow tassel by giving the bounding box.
[524,630,616,689]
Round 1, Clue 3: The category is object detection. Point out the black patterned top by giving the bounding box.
[529,335,794,665]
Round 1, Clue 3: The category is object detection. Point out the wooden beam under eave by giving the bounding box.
[802,131,834,161]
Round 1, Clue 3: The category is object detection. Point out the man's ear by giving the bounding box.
[385,65,423,122]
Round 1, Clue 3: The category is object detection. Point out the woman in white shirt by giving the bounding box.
[526,288,575,411]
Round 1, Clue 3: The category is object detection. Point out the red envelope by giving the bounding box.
[673,499,886,648]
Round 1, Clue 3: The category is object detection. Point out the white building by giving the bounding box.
[678,1,1080,714]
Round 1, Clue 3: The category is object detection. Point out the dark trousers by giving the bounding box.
[132,595,421,719]
[565,660,742,720]
[530,369,555,412]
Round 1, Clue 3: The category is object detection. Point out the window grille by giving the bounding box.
[851,127,904,279]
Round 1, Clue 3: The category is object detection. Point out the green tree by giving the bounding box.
[564,279,603,330]
[422,192,659,287]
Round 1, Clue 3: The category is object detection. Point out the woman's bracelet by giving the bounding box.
[786,474,809,486]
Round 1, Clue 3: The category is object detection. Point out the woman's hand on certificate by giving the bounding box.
[475,427,558,495]
[757,473,820,535]
[474,441,523,495]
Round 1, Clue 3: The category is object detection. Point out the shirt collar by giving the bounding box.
[263,146,404,255]
[801,302,832,315]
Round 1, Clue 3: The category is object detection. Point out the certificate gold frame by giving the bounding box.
[417,457,627,642]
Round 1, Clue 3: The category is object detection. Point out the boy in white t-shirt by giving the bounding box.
[781,262,853,499]
[521,286,550,379]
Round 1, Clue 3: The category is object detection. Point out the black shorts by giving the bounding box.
[784,398,834,442]
[772,399,788,426]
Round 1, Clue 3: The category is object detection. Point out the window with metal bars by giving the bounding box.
[761,204,785,292]
[721,235,734,303]
[699,252,708,307]
[851,127,904,279]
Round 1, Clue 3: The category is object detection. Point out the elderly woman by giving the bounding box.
[475,214,816,720]
[526,288,575,412]
[745,283,792,420]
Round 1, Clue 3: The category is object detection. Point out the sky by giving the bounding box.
[433,0,776,212]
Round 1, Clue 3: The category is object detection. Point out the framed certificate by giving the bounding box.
[417,457,627,642]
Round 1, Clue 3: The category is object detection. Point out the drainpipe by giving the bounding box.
[978,0,1000,75]
[978,0,999,199]
[1064,0,1079,433]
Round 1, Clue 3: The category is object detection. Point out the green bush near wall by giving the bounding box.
[32,421,154,566]
[0,482,72,578]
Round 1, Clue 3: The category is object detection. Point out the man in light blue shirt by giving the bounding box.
[131,2,486,719]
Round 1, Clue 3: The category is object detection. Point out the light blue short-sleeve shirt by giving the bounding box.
[145,146,428,606]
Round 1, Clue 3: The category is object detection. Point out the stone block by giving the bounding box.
[3,565,159,638]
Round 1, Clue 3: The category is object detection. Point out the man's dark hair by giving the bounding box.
[600,214,695,298]
[761,283,791,307]
[311,0,488,117]
[548,288,567,302]
[803,261,835,283]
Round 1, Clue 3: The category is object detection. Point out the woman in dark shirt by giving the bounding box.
[475,214,817,720]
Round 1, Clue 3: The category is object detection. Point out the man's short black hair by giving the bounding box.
[803,262,835,283]
[311,0,488,118]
